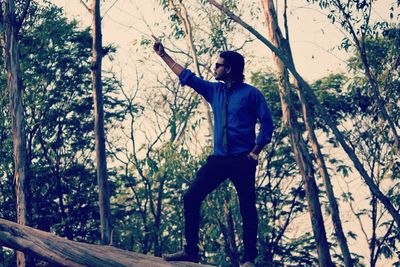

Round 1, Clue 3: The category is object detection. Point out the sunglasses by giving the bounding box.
[215,63,225,69]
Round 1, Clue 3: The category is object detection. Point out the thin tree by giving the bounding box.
[80,0,112,244]
[259,1,334,265]
[261,0,354,266]
[0,0,31,266]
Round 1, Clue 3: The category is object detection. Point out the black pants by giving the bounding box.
[183,154,258,260]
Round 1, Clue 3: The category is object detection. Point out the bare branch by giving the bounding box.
[208,0,291,68]
[80,0,91,13]
[102,0,119,20]
[283,0,290,43]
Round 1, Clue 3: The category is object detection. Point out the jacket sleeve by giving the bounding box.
[255,90,274,147]
[179,69,217,103]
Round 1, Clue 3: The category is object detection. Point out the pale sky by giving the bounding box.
[51,0,397,82]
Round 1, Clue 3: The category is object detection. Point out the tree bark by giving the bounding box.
[219,198,240,267]
[0,218,214,267]
[261,1,334,265]
[0,0,31,266]
[258,0,354,265]
[90,0,112,245]
[208,0,400,228]
[294,79,354,267]
[153,176,165,257]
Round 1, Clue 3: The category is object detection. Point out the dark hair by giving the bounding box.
[220,51,245,83]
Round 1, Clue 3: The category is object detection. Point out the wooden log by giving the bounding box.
[0,219,214,267]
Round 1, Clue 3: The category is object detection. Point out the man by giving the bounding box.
[153,36,273,266]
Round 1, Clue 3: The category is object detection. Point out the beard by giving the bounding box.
[214,72,225,81]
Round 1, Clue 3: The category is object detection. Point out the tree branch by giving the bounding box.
[0,218,213,267]
[80,0,91,13]
[283,0,290,43]
[102,0,119,20]
[0,3,4,31]
[208,0,291,67]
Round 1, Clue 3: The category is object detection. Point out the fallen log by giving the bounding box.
[0,218,214,267]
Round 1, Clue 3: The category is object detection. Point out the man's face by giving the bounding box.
[214,57,228,81]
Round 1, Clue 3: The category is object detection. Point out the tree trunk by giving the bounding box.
[294,79,354,267]
[91,0,112,245]
[258,0,354,265]
[220,198,240,267]
[0,218,214,267]
[273,52,334,267]
[261,0,334,265]
[1,0,30,265]
[370,194,377,267]
[154,176,166,257]
[208,0,400,229]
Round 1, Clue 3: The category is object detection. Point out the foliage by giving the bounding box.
[112,142,205,254]
[344,33,400,264]
[311,73,351,134]
[0,1,399,266]
[0,2,125,261]
[304,3,399,264]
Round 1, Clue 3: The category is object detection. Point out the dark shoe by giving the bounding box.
[162,249,199,263]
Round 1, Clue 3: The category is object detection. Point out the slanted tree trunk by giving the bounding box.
[0,218,214,267]
[0,0,31,266]
[208,0,400,229]
[89,0,112,244]
[260,0,354,266]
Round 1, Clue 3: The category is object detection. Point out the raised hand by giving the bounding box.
[152,35,165,57]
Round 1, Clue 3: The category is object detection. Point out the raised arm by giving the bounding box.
[152,35,218,103]
[152,35,184,77]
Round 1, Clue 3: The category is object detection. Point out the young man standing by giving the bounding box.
[153,36,274,266]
